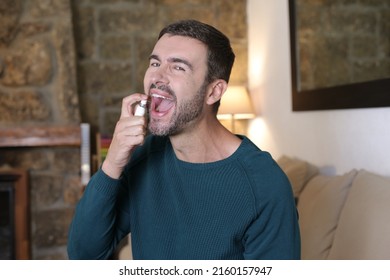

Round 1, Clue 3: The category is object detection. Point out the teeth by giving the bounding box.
[151,93,172,100]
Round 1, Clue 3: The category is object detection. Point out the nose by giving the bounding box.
[149,64,169,85]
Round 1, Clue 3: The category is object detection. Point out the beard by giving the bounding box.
[148,81,208,136]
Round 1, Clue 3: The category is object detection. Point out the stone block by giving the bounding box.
[18,22,51,37]
[63,175,83,205]
[52,19,80,123]
[29,0,70,18]
[78,93,100,129]
[102,94,124,107]
[98,9,155,34]
[230,43,248,84]
[79,62,133,94]
[134,35,157,91]
[0,41,52,86]
[100,35,132,60]
[0,0,22,46]
[52,147,81,174]
[0,90,51,123]
[215,0,247,39]
[32,208,74,248]
[90,0,139,4]
[0,149,52,171]
[156,6,214,29]
[101,109,121,136]
[72,5,95,59]
[30,173,63,210]
[159,0,210,5]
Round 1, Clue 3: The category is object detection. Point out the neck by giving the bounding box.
[169,116,242,163]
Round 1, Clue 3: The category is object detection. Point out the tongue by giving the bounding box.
[156,98,174,113]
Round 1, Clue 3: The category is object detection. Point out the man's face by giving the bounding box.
[144,34,209,136]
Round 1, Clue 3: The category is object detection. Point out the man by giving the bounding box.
[67,19,300,260]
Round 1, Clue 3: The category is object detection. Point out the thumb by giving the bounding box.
[120,94,146,118]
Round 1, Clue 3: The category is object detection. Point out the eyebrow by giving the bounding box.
[149,54,194,71]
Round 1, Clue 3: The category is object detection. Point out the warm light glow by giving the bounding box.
[217,86,255,120]
[249,53,264,88]
[248,117,267,143]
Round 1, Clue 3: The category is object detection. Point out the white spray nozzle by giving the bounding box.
[134,100,148,116]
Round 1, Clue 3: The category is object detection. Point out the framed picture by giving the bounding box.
[289,0,390,111]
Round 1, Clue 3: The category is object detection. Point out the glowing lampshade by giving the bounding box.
[218,86,255,120]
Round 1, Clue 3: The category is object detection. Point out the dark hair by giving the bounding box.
[158,20,235,112]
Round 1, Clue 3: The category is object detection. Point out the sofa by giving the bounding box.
[277,155,390,260]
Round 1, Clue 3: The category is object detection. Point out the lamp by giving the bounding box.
[217,86,255,133]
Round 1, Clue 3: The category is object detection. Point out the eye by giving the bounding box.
[173,65,185,71]
[150,61,160,67]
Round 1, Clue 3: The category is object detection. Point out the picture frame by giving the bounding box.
[289,0,390,111]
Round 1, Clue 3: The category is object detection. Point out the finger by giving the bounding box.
[115,116,146,134]
[120,93,148,118]
[103,132,146,178]
[109,121,146,151]
[112,118,147,149]
[118,124,146,139]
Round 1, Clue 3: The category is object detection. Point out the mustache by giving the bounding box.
[150,84,175,97]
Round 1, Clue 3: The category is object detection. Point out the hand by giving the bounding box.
[102,94,148,179]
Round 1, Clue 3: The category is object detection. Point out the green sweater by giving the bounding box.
[67,135,300,260]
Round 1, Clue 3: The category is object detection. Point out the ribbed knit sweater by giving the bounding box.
[67,135,300,260]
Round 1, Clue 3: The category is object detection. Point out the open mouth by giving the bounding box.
[150,93,175,116]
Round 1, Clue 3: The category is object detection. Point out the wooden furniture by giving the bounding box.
[0,125,81,148]
[0,169,29,259]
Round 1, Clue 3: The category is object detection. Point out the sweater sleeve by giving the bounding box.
[243,192,301,260]
[241,152,301,260]
[67,169,130,259]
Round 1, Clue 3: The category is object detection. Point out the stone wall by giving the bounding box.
[0,0,80,125]
[71,0,248,137]
[0,0,81,259]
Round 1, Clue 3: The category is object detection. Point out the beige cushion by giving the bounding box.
[327,170,390,259]
[277,155,318,198]
[297,170,357,259]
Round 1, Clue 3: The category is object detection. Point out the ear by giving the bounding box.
[206,80,228,106]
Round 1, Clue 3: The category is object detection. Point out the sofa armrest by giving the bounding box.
[297,170,357,259]
[328,170,390,259]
